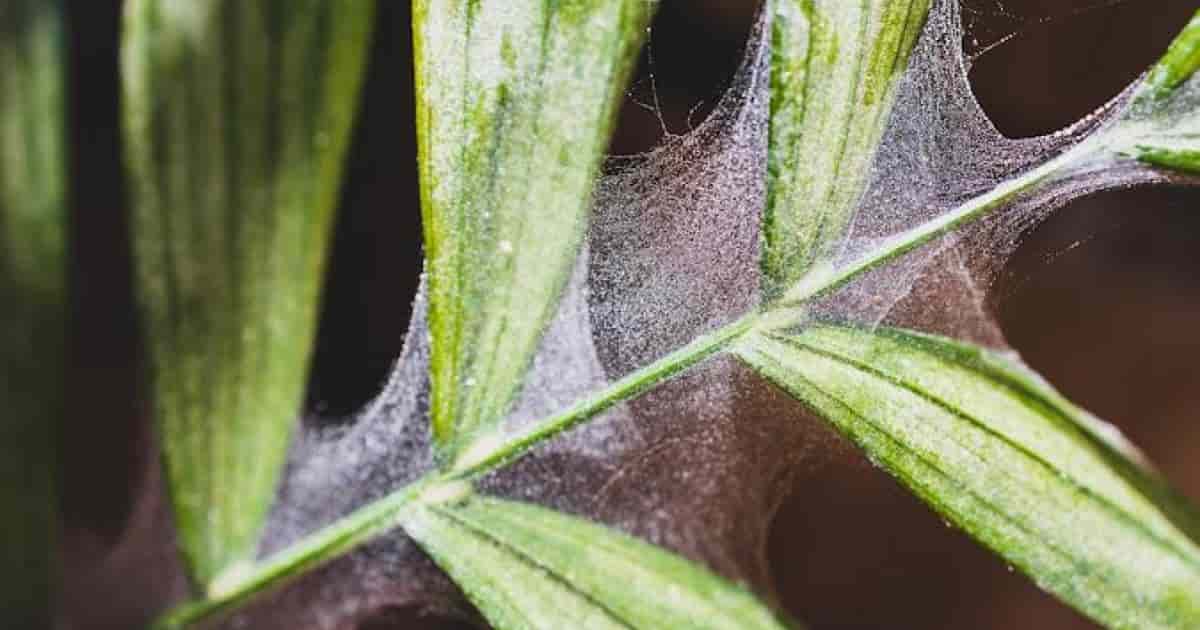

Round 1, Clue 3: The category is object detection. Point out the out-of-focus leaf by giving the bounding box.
[403,493,790,630]
[0,1,65,624]
[121,0,373,590]
[735,323,1200,629]
[760,0,931,297]
[414,0,656,456]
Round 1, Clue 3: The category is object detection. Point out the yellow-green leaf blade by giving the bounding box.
[404,495,790,630]
[415,0,656,455]
[0,1,66,624]
[121,0,374,589]
[761,0,931,297]
[735,324,1200,629]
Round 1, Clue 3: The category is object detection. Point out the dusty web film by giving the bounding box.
[253,0,1197,625]
[83,1,1199,627]
[817,0,1195,346]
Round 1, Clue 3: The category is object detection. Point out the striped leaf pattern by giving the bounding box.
[404,494,790,630]
[121,0,373,589]
[761,0,931,297]
[736,324,1200,628]
[415,0,657,457]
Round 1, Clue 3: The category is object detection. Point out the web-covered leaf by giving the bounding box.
[403,493,790,630]
[762,0,931,296]
[139,2,1200,629]
[734,323,1200,629]
[733,8,1200,627]
[415,0,656,457]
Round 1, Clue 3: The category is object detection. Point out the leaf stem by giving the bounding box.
[152,477,437,629]
[780,142,1094,305]
[449,312,760,478]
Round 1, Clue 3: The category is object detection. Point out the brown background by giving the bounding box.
[60,1,1200,628]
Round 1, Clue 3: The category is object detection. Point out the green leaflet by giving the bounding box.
[761,0,931,298]
[735,324,1200,629]
[1110,9,1200,175]
[403,494,789,630]
[121,0,374,589]
[415,0,656,455]
[0,1,65,625]
[1139,9,1200,101]
[1134,144,1200,174]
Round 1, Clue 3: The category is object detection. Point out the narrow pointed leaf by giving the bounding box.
[404,494,789,630]
[121,0,374,589]
[735,323,1200,629]
[1132,144,1200,173]
[415,0,656,454]
[761,0,931,297]
[0,1,65,624]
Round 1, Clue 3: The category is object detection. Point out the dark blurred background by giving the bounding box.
[61,1,1200,628]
